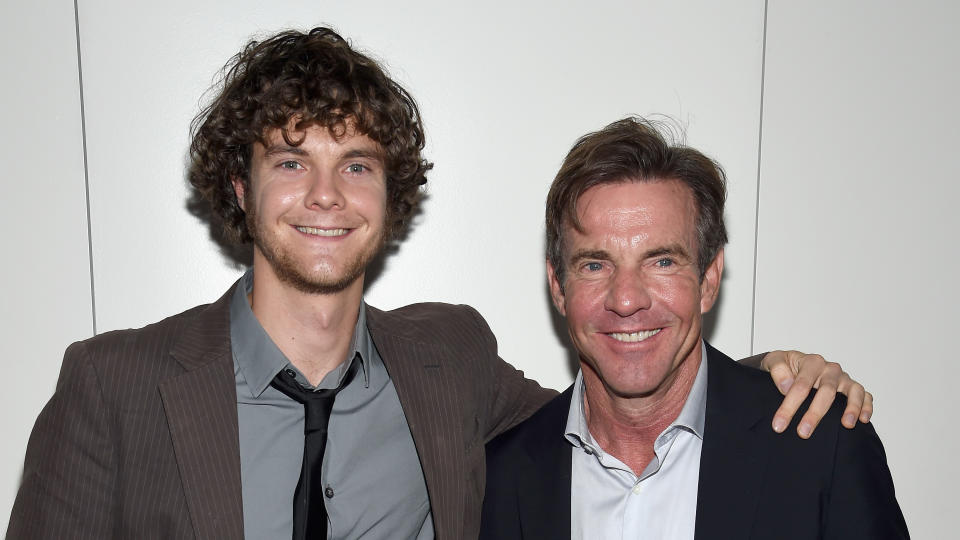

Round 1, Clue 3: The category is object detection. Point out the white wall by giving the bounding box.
[755,2,959,537]
[75,0,764,388]
[0,0,93,530]
[2,0,951,536]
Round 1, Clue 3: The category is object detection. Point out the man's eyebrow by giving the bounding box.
[260,146,384,163]
[262,145,308,158]
[568,249,610,264]
[341,148,385,163]
[645,243,692,260]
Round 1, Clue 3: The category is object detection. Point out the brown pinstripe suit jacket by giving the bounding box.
[7,281,554,539]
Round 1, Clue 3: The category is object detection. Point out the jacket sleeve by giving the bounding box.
[7,342,117,539]
[736,352,767,369]
[824,420,910,539]
[462,306,557,443]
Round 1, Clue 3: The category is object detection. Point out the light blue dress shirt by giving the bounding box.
[565,341,709,540]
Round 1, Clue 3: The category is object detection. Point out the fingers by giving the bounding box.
[769,351,823,433]
[835,370,874,425]
[860,391,874,423]
[795,373,839,438]
[768,358,798,396]
[795,358,842,438]
[767,349,876,436]
[771,367,818,434]
[761,350,803,394]
[837,373,865,428]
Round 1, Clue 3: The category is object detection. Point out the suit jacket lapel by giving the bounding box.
[695,343,772,540]
[517,387,573,539]
[161,284,244,540]
[366,305,466,539]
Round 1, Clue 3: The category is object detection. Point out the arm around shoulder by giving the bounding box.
[461,305,557,442]
[8,341,117,539]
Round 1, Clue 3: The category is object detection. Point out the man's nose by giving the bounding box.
[305,171,346,210]
[604,270,651,317]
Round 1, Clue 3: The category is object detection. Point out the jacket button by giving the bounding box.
[325,486,335,498]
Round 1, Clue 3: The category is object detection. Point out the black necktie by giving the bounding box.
[271,360,359,540]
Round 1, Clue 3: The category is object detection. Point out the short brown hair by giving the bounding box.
[546,116,727,284]
[189,27,431,244]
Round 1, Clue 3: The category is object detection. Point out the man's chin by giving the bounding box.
[251,235,381,296]
[589,359,683,400]
[277,267,365,295]
[607,379,669,399]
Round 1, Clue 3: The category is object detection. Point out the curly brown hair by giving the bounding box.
[189,27,431,244]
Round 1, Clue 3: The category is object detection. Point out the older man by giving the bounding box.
[481,117,908,539]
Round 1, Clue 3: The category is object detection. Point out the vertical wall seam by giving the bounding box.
[749,0,770,355]
[74,0,97,336]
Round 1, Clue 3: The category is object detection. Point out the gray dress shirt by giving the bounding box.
[230,270,433,539]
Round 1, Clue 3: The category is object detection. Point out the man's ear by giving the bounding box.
[546,260,567,316]
[700,248,724,314]
[231,178,246,211]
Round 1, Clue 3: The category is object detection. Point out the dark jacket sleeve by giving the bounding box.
[824,420,909,539]
[8,342,117,539]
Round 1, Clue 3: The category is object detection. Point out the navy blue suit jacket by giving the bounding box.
[480,343,909,539]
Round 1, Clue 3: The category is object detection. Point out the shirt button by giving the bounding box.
[632,484,642,495]
[285,368,297,378]
[325,486,335,499]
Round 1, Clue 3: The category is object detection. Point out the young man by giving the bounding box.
[9,29,872,540]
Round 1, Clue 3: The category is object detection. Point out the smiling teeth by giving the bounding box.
[608,328,661,343]
[296,226,348,237]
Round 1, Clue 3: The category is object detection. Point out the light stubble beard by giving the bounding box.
[244,204,386,295]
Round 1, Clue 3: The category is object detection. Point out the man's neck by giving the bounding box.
[582,342,703,476]
[249,263,365,387]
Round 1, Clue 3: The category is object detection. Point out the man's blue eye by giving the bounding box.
[585,262,603,272]
[657,259,673,267]
[280,161,300,169]
[347,163,366,173]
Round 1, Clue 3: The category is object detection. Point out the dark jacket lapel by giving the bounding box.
[160,284,244,540]
[517,386,573,539]
[695,343,773,540]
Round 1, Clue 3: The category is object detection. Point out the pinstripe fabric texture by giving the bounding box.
[8,288,243,540]
[8,282,555,539]
[367,304,555,539]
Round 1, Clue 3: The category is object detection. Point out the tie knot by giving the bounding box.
[270,361,360,434]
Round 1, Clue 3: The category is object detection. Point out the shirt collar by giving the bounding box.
[229,268,372,396]
[564,340,709,455]
[671,340,708,439]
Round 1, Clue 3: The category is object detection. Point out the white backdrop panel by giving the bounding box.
[755,1,958,537]
[6,0,937,534]
[0,0,93,533]
[78,0,765,395]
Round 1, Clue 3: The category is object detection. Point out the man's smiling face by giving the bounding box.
[548,179,723,400]
[233,122,388,295]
